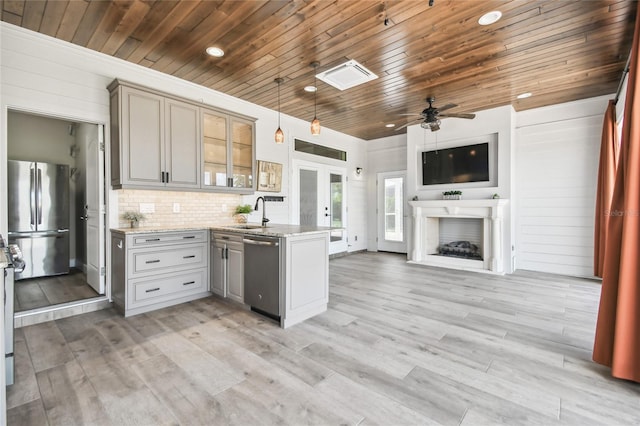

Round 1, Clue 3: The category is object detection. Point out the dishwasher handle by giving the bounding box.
[243,238,279,247]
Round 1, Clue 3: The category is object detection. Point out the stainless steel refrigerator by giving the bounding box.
[7,160,70,280]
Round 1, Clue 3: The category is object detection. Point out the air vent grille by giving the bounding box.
[316,59,378,91]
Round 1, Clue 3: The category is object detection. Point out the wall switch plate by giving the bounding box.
[222,204,227,212]
[173,203,180,213]
[139,203,155,213]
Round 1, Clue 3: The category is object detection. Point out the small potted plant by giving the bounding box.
[234,204,253,223]
[123,211,146,228]
[443,190,462,200]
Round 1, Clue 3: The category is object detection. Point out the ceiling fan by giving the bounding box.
[397,97,476,131]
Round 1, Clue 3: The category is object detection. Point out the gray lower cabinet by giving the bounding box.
[111,229,210,316]
[211,232,244,303]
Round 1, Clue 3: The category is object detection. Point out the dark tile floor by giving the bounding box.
[15,268,100,312]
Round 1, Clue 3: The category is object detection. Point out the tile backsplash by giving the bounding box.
[117,189,242,228]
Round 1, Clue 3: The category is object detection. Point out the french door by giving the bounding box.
[377,171,407,253]
[293,160,348,254]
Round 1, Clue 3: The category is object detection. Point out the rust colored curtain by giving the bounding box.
[593,6,640,383]
[593,100,619,278]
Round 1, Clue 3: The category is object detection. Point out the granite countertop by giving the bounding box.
[111,223,334,238]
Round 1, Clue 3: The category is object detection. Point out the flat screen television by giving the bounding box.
[422,142,490,185]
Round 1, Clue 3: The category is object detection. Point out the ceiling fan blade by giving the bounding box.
[435,103,457,112]
[395,117,424,131]
[439,113,476,119]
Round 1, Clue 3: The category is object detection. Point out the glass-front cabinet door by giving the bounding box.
[202,109,255,191]
[231,118,253,189]
[202,111,228,188]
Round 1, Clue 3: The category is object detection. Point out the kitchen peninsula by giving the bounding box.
[110,224,330,328]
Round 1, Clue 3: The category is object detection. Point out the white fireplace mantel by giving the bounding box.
[408,199,509,274]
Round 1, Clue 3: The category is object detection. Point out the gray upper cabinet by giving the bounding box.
[202,108,255,193]
[109,80,200,190]
[109,79,254,193]
[165,98,200,188]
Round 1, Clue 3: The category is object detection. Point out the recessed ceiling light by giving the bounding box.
[304,85,317,93]
[205,46,224,57]
[385,123,395,128]
[517,92,532,99]
[478,10,502,26]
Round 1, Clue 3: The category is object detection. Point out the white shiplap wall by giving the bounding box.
[0,22,368,252]
[515,96,608,277]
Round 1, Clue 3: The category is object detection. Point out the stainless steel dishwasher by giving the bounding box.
[243,235,281,322]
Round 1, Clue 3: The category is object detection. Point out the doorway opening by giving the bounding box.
[7,110,106,312]
[377,171,407,253]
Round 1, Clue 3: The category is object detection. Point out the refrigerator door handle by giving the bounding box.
[30,166,36,228]
[37,167,43,225]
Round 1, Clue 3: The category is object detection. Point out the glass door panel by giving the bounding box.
[384,177,404,242]
[329,173,344,243]
[202,111,228,187]
[299,169,318,226]
[231,119,253,188]
[377,172,407,253]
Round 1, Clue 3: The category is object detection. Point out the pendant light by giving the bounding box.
[274,77,284,144]
[310,61,321,135]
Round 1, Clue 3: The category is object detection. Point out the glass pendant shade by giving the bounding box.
[274,77,285,144]
[311,117,320,135]
[310,61,321,136]
[275,126,284,143]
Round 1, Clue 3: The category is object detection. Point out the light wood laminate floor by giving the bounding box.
[7,252,640,425]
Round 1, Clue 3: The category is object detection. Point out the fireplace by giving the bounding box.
[408,199,508,274]
[438,218,483,260]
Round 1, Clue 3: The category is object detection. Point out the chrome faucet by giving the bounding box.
[254,196,270,227]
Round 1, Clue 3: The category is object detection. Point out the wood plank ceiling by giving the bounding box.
[1,0,636,141]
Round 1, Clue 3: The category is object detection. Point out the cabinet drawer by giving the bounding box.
[131,230,208,247]
[212,232,243,244]
[128,243,206,278]
[129,269,207,308]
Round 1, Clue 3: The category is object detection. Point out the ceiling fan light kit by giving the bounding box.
[397,96,476,132]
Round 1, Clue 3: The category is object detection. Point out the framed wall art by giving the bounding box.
[257,160,283,192]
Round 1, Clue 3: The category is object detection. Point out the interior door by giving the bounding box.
[294,161,347,255]
[377,171,407,253]
[85,124,105,294]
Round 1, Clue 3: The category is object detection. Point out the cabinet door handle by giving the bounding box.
[145,287,160,293]
[145,238,160,242]
[183,235,196,239]
[166,172,170,182]
[183,281,195,286]
[161,172,165,183]
[145,259,161,264]
[183,255,196,259]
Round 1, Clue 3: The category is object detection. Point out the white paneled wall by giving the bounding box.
[515,96,608,277]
